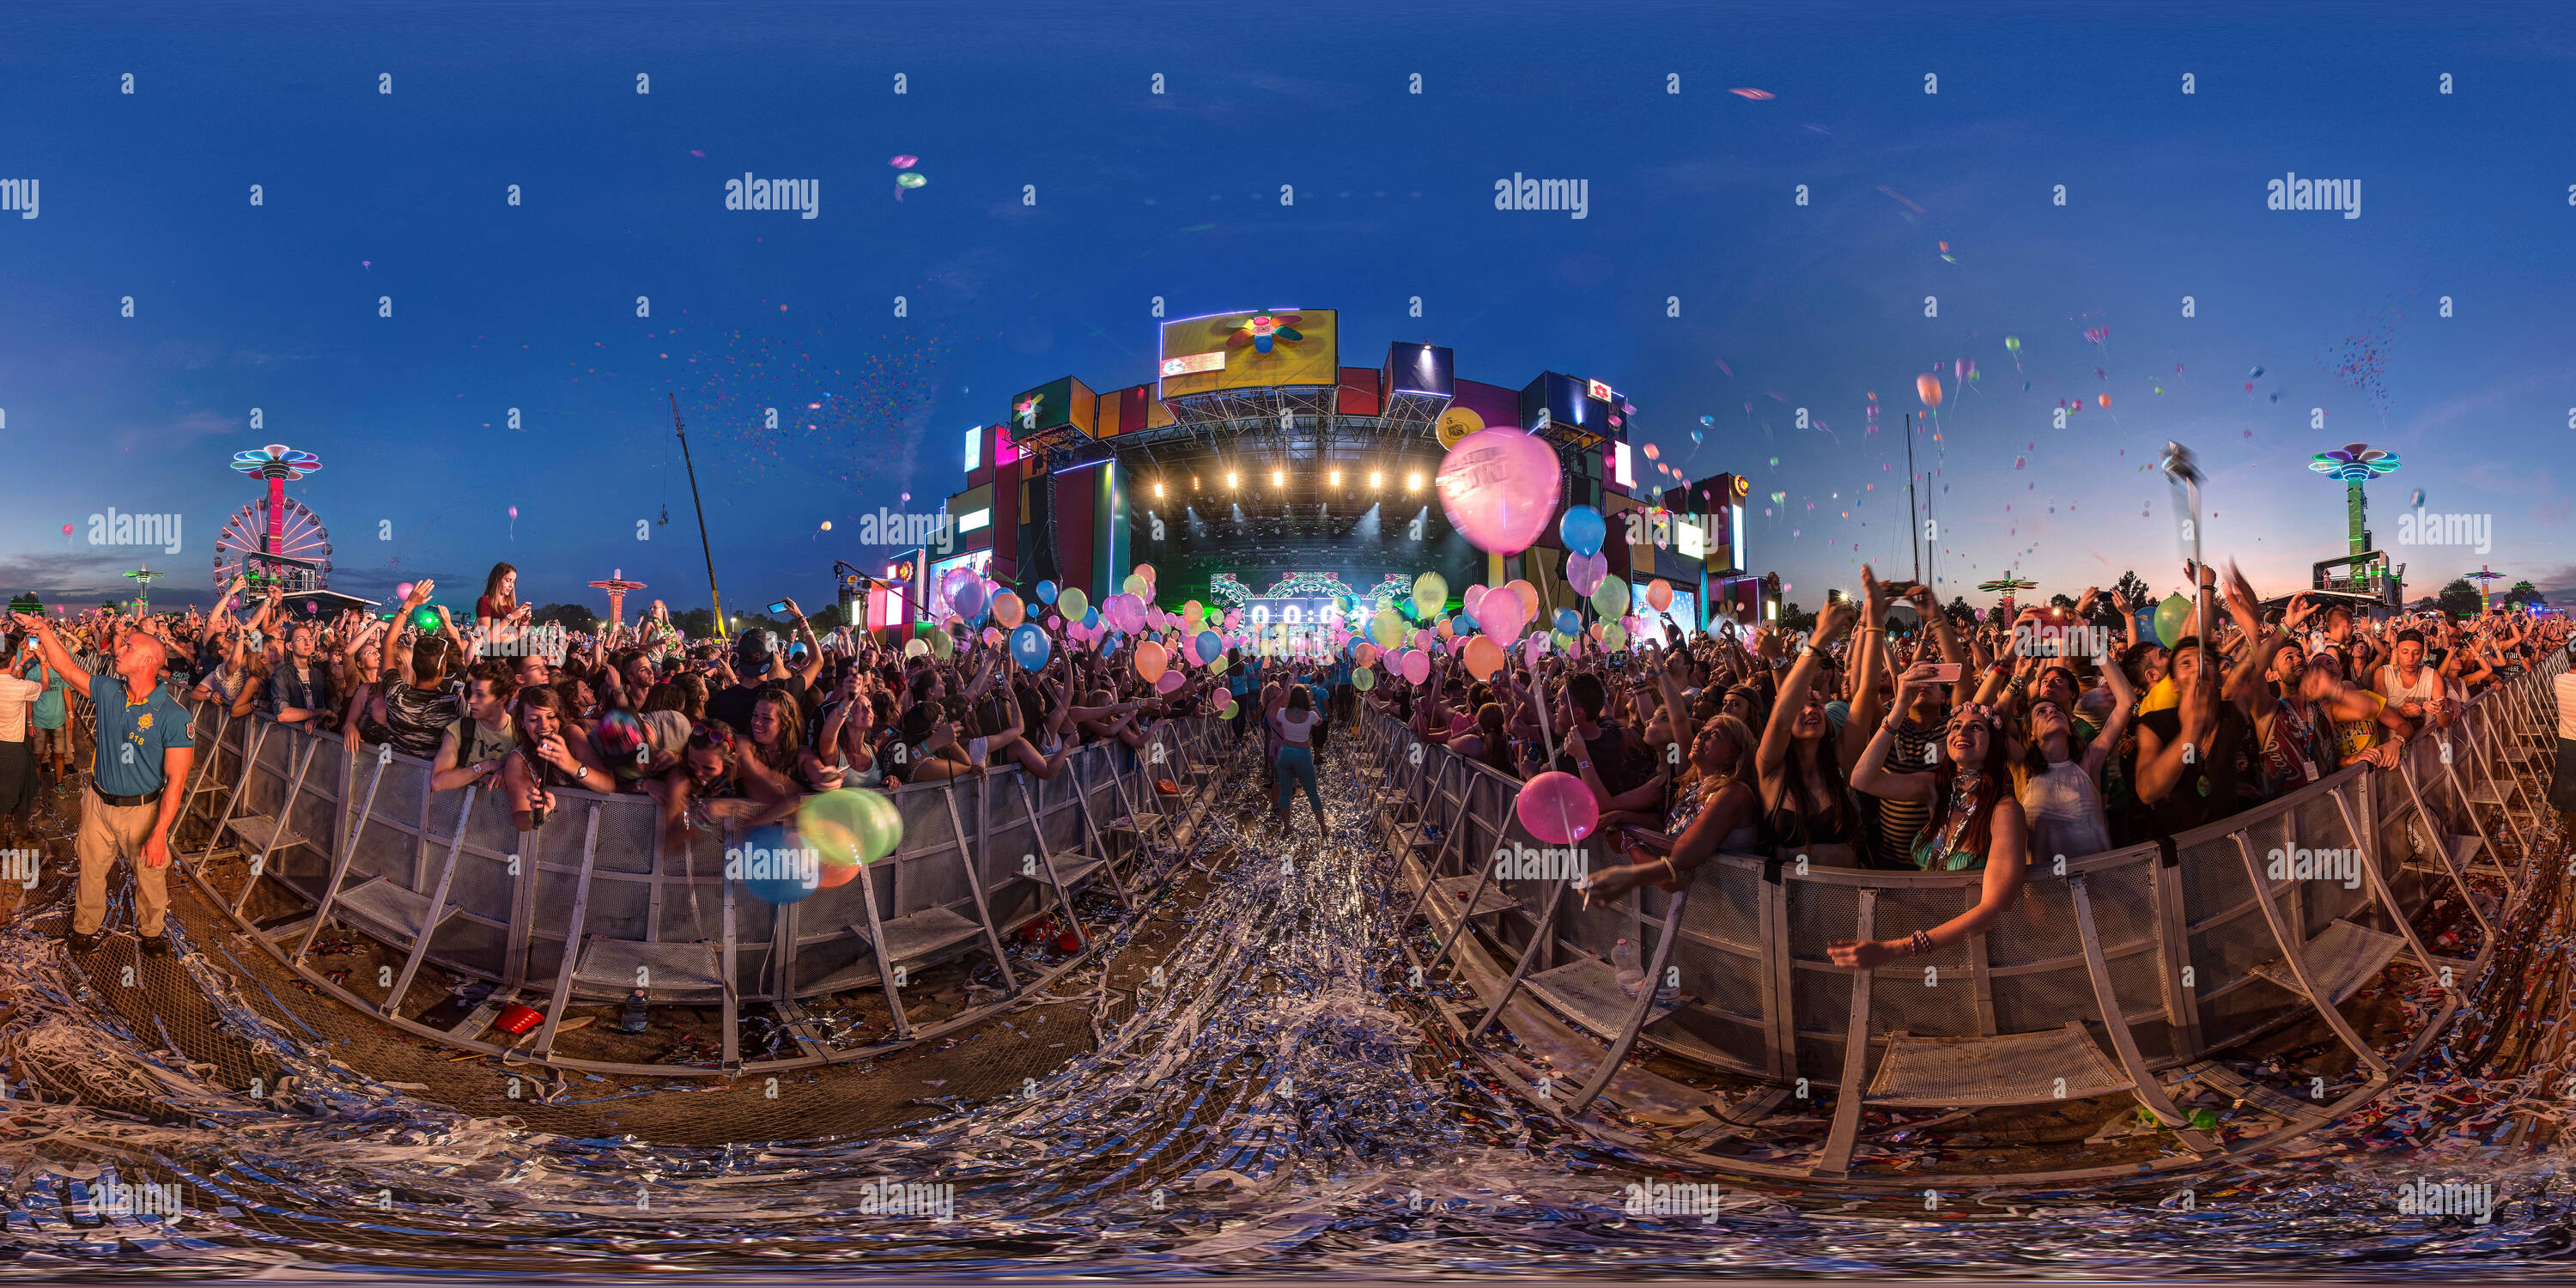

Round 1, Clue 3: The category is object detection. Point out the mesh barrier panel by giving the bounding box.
[2178,833,2253,924]
[580,873,653,942]
[1787,881,1863,965]
[1871,961,1978,1038]
[448,850,514,925]
[2086,860,2163,952]
[1868,886,1971,971]
[1698,860,1764,951]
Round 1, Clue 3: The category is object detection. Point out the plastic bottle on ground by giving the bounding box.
[1613,938,1644,997]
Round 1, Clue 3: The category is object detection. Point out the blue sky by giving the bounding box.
[4,1,2571,616]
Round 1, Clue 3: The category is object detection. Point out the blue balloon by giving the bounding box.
[1194,629,1223,664]
[1560,505,1607,557]
[1010,623,1052,671]
[734,823,820,905]
[1454,608,1478,632]
[1698,414,1716,428]
[1082,607,1101,630]
[1036,580,1059,605]
[1554,607,1581,635]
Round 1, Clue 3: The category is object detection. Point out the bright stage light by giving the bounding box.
[1328,470,1342,486]
[1226,471,1239,489]
[1406,471,1423,491]
[1272,470,1285,488]
[1154,482,1166,498]
[1369,470,1383,488]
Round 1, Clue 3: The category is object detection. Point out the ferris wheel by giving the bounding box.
[211,497,334,591]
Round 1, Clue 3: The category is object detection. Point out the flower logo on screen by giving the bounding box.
[1225,313,1306,355]
[1015,393,1044,431]
[2307,441,2399,483]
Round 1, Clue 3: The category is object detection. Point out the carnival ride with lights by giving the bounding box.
[212,443,376,614]
[2308,441,2406,607]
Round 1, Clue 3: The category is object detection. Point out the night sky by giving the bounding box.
[4,2,2570,617]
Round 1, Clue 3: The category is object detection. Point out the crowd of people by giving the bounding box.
[2,556,2568,967]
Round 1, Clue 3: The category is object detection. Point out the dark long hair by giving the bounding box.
[483,562,519,614]
[1926,711,2014,862]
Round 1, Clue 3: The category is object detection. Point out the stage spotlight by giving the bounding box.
[1272,469,1285,488]
[1406,471,1423,491]
[1369,470,1383,489]
[1328,469,1342,486]
[1154,482,1166,499]
[1226,471,1239,489]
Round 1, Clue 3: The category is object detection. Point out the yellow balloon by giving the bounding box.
[1370,608,1406,649]
[1413,571,1449,618]
[1602,622,1628,650]
[1435,405,1486,449]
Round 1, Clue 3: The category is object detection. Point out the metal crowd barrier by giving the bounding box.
[1364,648,2566,1176]
[161,696,1233,1078]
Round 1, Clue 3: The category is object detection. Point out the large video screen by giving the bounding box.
[1132,497,1480,613]
[1157,309,1340,398]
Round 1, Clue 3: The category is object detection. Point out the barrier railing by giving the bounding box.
[158,695,1236,1077]
[1367,650,2564,1173]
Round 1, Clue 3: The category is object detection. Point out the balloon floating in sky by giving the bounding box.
[1437,429,1562,556]
[1691,429,1704,445]
[890,155,918,168]
[1917,374,1943,408]
[896,172,927,189]
[1728,88,1776,100]
[1699,414,1715,428]
[2248,366,2264,379]
[2005,335,2020,351]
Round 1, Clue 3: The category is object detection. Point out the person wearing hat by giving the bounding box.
[706,599,828,738]
[13,611,194,956]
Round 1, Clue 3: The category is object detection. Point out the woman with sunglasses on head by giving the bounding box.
[1837,660,2031,968]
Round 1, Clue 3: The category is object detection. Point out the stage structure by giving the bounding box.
[2308,442,2404,607]
[946,312,1695,629]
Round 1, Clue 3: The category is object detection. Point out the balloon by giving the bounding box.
[1413,572,1449,618]
[2005,335,2021,351]
[1508,580,1539,617]
[1435,619,1454,641]
[1522,635,1550,665]
[1401,651,1431,685]
[1691,429,1704,445]
[2154,593,2193,649]
[507,506,519,519]
[799,788,904,868]
[733,824,822,904]
[1477,589,1529,643]
[1647,579,1674,611]
[1135,640,1169,683]
[1155,670,1185,693]
[1194,629,1223,664]
[1558,505,1607,557]
[1370,609,1407,649]
[928,629,955,659]
[1516,772,1601,845]
[1010,623,1051,671]
[1566,551,1608,596]
[1462,584,1489,617]
[1917,374,1943,409]
[896,172,927,189]
[2098,393,2111,408]
[890,155,918,168]
[1591,578,1628,618]
[1437,428,1564,556]
[1461,635,1504,681]
[1183,599,1204,623]
[1412,629,1432,653]
[1058,587,1089,620]
[1699,414,1715,427]
[1124,573,1150,599]
[982,627,1004,648]
[1082,606,1101,630]
[1602,622,1628,650]
[1036,580,1059,605]
[1352,667,1377,692]
[1553,607,1581,635]
[1220,700,1240,720]
[991,590,1024,629]
[904,638,929,658]
[395,582,414,602]
[1133,562,1155,585]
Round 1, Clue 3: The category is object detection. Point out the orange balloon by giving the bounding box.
[816,860,862,889]
[1133,562,1155,585]
[1461,635,1504,681]
[991,590,1024,629]
[2097,393,2111,408]
[1135,640,1169,683]
[1647,579,1674,611]
[1917,374,1943,408]
[1508,579,1540,617]
[1436,618,1455,639]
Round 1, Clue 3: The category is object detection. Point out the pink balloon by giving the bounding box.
[1478,590,1530,643]
[983,627,1004,647]
[1401,650,1431,685]
[1566,551,1608,596]
[1517,771,1600,844]
[394,582,414,602]
[1436,429,1564,556]
[1411,629,1433,652]
[1224,610,1242,629]
[1462,584,1490,616]
[1155,669,1184,692]
[1047,614,1062,630]
[950,578,987,620]
[1522,634,1550,665]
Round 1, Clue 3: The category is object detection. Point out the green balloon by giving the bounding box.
[1370,608,1406,649]
[1352,666,1378,691]
[1219,701,1239,720]
[929,628,955,659]
[2154,593,2193,649]
[800,787,904,867]
[1591,578,1628,618]
[1602,622,1628,651]
[1058,587,1089,620]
